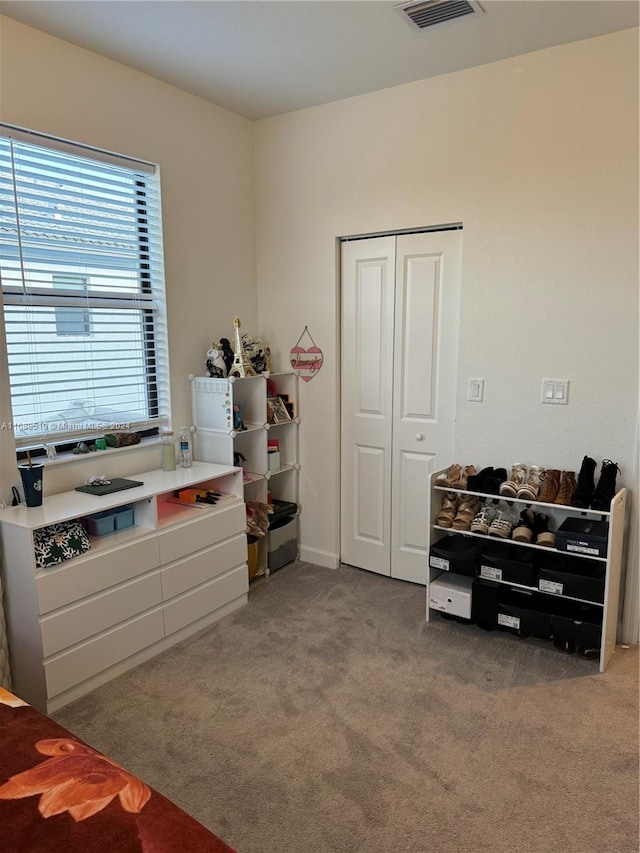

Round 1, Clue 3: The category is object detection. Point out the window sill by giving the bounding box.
[27,436,160,468]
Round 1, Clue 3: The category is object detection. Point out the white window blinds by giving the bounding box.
[0,126,170,448]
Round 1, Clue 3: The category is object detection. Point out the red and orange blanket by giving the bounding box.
[0,687,236,852]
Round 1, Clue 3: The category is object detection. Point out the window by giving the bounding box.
[53,274,91,337]
[0,125,170,449]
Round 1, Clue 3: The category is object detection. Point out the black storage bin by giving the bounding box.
[496,587,554,639]
[429,535,485,577]
[478,542,536,587]
[556,517,609,558]
[552,603,602,650]
[536,552,605,603]
[471,577,500,629]
[269,499,298,524]
[267,500,298,572]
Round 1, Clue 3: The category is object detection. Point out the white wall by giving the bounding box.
[0,16,257,495]
[254,31,639,576]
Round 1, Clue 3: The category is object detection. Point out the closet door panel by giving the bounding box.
[341,237,395,576]
[391,231,462,583]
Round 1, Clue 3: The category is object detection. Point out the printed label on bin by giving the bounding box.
[480,565,502,581]
[539,579,563,595]
[498,613,520,629]
[430,556,449,571]
[566,543,599,556]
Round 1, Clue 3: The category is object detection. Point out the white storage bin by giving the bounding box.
[429,573,473,619]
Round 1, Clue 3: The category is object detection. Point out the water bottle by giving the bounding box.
[178,426,192,468]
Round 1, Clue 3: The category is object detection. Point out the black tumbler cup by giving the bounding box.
[19,464,44,507]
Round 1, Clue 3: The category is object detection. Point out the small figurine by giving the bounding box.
[219,338,234,377]
[250,348,267,374]
[206,342,227,378]
[233,404,246,431]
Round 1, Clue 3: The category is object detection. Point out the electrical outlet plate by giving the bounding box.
[541,379,569,405]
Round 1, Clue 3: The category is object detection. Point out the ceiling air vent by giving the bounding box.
[396,0,485,29]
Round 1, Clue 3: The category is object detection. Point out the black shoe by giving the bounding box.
[467,466,508,494]
[572,455,597,508]
[590,460,620,510]
[486,467,508,494]
[466,467,494,492]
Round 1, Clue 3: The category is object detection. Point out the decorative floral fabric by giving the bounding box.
[33,521,91,569]
[0,687,236,852]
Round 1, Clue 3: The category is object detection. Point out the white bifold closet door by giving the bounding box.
[341,230,462,584]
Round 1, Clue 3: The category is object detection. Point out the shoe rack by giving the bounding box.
[427,468,627,673]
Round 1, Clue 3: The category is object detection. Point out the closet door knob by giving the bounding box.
[415,433,424,441]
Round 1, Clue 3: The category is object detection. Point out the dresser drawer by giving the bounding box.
[40,572,162,657]
[164,565,248,636]
[161,534,246,600]
[44,609,164,700]
[36,536,160,615]
[158,502,245,564]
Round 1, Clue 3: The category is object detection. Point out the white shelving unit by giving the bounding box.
[190,372,300,575]
[0,462,247,713]
[426,468,627,672]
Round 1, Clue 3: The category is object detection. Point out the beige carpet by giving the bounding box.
[54,562,639,853]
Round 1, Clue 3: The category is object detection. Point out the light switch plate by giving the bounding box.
[541,379,569,405]
[468,378,484,402]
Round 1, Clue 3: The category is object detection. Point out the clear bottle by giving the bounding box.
[178,426,192,468]
[160,430,176,471]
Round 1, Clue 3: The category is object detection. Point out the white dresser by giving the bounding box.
[0,462,247,713]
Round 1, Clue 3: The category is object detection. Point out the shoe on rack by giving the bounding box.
[499,463,528,498]
[554,471,577,505]
[488,510,514,539]
[577,646,600,660]
[516,465,545,502]
[590,460,620,510]
[466,467,494,493]
[436,464,463,489]
[436,492,459,528]
[537,469,561,504]
[450,465,477,490]
[489,467,508,495]
[571,456,597,508]
[466,466,508,494]
[532,513,556,547]
[470,505,496,534]
[512,508,536,543]
[451,494,480,531]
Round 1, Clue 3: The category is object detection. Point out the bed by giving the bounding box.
[0,687,236,853]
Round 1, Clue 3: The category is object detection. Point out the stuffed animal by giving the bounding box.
[245,501,273,538]
[205,342,227,378]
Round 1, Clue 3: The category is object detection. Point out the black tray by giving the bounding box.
[75,478,144,496]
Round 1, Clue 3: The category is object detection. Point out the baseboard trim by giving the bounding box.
[299,546,339,569]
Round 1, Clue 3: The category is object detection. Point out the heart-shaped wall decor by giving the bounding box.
[290,330,323,382]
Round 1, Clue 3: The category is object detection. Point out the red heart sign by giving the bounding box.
[290,345,323,382]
